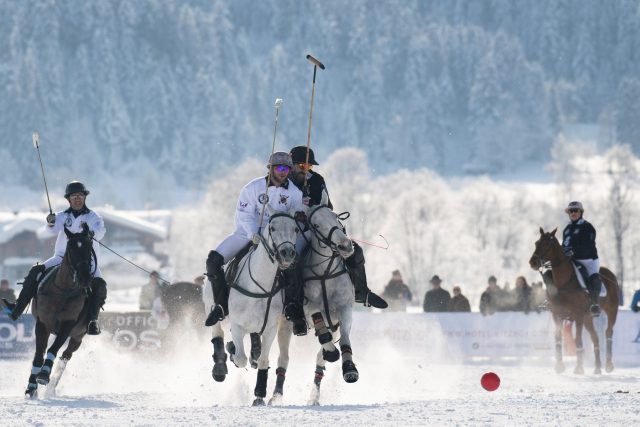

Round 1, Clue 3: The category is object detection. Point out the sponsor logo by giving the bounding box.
[64,216,73,227]
[258,193,269,204]
[279,195,289,205]
[239,201,248,209]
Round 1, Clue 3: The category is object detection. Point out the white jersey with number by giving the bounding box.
[42,206,106,278]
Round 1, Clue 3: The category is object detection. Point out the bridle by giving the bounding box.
[256,211,298,264]
[532,233,578,292]
[65,232,97,287]
[304,204,349,256]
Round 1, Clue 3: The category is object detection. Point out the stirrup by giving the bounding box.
[205,305,225,327]
[359,292,388,309]
[292,319,308,336]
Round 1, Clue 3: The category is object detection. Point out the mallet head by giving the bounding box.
[275,98,283,108]
[306,54,325,70]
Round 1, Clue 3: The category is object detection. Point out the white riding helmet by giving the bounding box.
[267,151,293,168]
[564,201,584,213]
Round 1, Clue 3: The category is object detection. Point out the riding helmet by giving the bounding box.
[564,201,584,213]
[290,146,319,165]
[267,151,293,168]
[64,181,90,198]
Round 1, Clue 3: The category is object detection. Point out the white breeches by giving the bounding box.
[43,255,103,279]
[576,258,600,276]
[216,230,251,264]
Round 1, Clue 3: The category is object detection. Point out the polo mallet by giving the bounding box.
[303,54,325,191]
[256,98,284,238]
[32,132,53,215]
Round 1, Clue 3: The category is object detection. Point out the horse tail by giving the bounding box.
[599,267,619,323]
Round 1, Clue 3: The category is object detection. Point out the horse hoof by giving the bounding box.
[594,367,602,375]
[252,397,265,406]
[573,366,584,375]
[212,372,226,382]
[212,362,228,381]
[268,393,282,406]
[323,348,340,363]
[342,360,359,383]
[25,388,37,399]
[605,362,614,373]
[554,363,565,374]
[225,341,236,355]
[250,361,258,370]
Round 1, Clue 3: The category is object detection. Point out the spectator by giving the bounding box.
[530,281,546,311]
[0,279,16,303]
[512,276,532,313]
[423,275,451,312]
[479,275,507,315]
[448,285,471,312]
[631,289,640,313]
[382,270,412,311]
[139,271,165,310]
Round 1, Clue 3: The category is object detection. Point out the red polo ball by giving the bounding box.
[480,372,500,391]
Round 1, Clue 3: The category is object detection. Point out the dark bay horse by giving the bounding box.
[529,227,618,374]
[26,224,95,397]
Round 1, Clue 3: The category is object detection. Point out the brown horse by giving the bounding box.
[529,227,618,374]
[26,224,95,397]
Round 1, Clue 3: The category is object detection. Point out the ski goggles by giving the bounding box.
[295,163,313,171]
[273,165,291,173]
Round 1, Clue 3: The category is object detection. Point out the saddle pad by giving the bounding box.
[572,264,607,297]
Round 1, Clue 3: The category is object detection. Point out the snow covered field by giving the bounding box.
[1,327,638,426]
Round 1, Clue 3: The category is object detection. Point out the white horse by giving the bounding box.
[207,206,300,406]
[301,191,358,405]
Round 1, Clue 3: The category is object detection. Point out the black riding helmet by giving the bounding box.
[64,181,90,199]
[290,146,319,165]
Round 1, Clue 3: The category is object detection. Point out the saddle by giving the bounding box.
[571,261,607,297]
[35,266,61,296]
[224,242,255,285]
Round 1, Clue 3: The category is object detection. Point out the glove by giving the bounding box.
[251,234,261,245]
[563,247,574,258]
[294,211,308,224]
[46,213,56,227]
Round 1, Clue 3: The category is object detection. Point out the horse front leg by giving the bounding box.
[573,320,584,375]
[308,348,327,406]
[37,320,75,386]
[605,315,615,373]
[311,312,339,362]
[553,316,565,373]
[269,316,292,405]
[229,323,248,368]
[584,318,602,374]
[27,320,49,397]
[338,306,358,383]
[210,322,228,382]
[253,326,277,406]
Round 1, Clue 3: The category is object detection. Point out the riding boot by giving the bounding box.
[205,251,228,327]
[587,274,602,317]
[1,264,45,321]
[346,243,388,309]
[282,269,308,336]
[87,278,107,335]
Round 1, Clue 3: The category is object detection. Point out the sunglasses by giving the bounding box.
[273,165,290,173]
[568,209,580,214]
[68,193,86,199]
[296,163,313,171]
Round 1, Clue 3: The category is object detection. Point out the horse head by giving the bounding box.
[62,223,94,286]
[307,192,354,259]
[264,205,299,269]
[529,227,561,270]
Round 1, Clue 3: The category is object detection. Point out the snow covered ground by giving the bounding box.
[1,328,638,426]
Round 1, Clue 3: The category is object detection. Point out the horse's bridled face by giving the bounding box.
[268,215,299,268]
[529,233,555,270]
[68,235,93,283]
[310,207,354,258]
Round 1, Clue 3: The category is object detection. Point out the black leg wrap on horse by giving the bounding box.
[318,331,332,344]
[250,333,262,366]
[274,367,286,395]
[322,348,340,362]
[211,337,228,382]
[254,368,269,398]
[206,250,229,318]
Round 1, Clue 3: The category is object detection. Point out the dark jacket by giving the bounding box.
[293,170,333,210]
[512,285,532,313]
[383,280,412,301]
[448,294,471,312]
[423,287,451,312]
[479,287,508,315]
[562,218,598,259]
